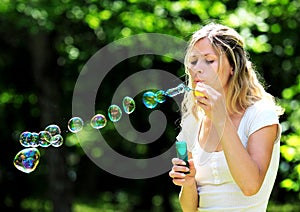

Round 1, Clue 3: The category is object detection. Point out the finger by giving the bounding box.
[169,170,186,178]
[196,96,207,104]
[188,159,196,171]
[197,97,210,108]
[172,158,187,166]
[172,164,190,173]
[188,159,195,170]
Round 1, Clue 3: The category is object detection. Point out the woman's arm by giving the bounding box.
[195,83,278,196]
[179,177,198,212]
[220,117,277,196]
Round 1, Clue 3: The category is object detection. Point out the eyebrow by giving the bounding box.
[189,53,217,57]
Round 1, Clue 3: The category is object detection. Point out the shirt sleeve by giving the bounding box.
[248,102,281,143]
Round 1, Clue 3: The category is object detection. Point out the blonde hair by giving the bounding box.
[181,23,283,121]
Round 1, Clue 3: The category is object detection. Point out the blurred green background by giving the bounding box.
[1,0,300,211]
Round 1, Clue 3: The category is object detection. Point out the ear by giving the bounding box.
[230,67,234,75]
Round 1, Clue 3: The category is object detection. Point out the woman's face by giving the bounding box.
[187,37,233,93]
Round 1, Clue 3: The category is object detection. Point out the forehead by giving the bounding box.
[189,37,218,57]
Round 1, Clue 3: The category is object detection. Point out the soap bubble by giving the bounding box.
[68,117,84,133]
[165,83,186,97]
[142,91,158,109]
[155,90,166,103]
[108,105,122,122]
[45,124,61,136]
[50,134,64,147]
[29,132,39,147]
[122,96,135,114]
[38,131,52,147]
[19,131,32,148]
[13,147,41,174]
[90,114,107,129]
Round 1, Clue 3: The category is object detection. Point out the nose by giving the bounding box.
[189,61,204,74]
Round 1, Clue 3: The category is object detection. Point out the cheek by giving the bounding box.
[221,67,233,86]
[207,63,219,78]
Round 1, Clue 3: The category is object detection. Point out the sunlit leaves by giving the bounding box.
[271,23,281,33]
[84,6,112,30]
[247,35,272,53]
[281,145,297,162]
[85,13,100,29]
[67,6,85,20]
[282,88,296,100]
[280,178,299,191]
[0,0,13,13]
[208,2,226,17]
[99,10,112,20]
[280,73,300,193]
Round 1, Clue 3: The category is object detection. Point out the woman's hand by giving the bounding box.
[194,82,227,125]
[169,158,196,187]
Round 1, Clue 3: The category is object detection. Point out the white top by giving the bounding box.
[177,100,281,211]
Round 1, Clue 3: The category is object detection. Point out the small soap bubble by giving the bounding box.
[68,117,84,133]
[29,132,39,147]
[165,84,186,97]
[155,90,166,103]
[108,105,122,122]
[90,114,107,129]
[45,124,61,136]
[50,134,64,147]
[122,96,136,114]
[19,131,32,147]
[142,91,158,109]
[38,131,52,147]
[13,147,41,174]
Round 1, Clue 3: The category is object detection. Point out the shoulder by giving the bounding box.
[244,99,281,139]
[246,99,279,120]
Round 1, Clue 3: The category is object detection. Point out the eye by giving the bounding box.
[205,58,215,64]
[190,60,197,65]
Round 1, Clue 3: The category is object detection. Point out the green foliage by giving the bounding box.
[280,76,300,195]
[1,0,300,210]
[19,196,300,212]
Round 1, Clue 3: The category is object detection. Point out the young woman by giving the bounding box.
[169,23,284,211]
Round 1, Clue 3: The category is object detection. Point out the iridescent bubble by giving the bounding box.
[13,147,41,174]
[38,131,52,147]
[155,90,166,103]
[165,83,186,97]
[68,117,84,133]
[90,114,107,129]
[108,105,122,122]
[122,96,136,114]
[29,132,39,147]
[45,124,61,136]
[19,131,32,147]
[50,134,64,147]
[142,91,158,109]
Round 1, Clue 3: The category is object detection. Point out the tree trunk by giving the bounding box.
[30,31,73,212]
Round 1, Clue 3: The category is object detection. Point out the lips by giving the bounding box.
[193,80,205,97]
[194,79,204,84]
